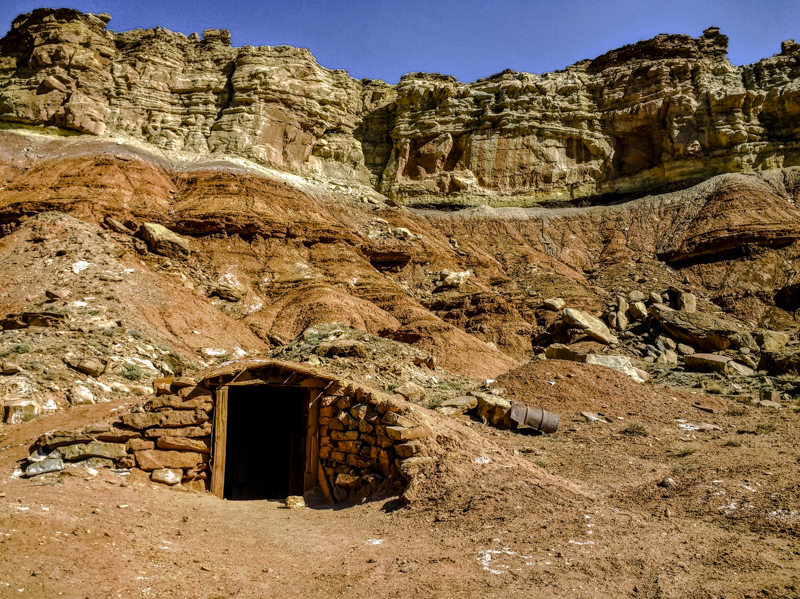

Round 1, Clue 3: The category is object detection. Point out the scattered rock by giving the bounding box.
[285,496,305,509]
[151,468,182,486]
[439,269,470,288]
[543,298,566,311]
[63,355,107,377]
[678,292,697,313]
[140,223,191,259]
[68,384,95,406]
[561,308,619,345]
[684,353,731,373]
[393,382,426,403]
[754,330,789,353]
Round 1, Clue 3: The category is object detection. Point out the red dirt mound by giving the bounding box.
[496,358,734,422]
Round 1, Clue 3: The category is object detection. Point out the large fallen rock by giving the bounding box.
[652,308,755,351]
[140,223,192,259]
[584,355,650,384]
[561,308,619,345]
[754,330,790,353]
[545,344,648,383]
[759,348,800,376]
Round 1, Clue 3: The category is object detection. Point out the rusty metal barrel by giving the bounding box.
[509,401,559,434]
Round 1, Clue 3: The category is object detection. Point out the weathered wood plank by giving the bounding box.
[210,386,228,499]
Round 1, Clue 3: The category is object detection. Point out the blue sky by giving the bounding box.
[1,0,797,82]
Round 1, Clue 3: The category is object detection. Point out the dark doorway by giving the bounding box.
[223,385,307,500]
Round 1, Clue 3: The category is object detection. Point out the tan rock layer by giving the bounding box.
[1,9,799,205]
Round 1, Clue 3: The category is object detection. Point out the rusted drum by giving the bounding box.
[509,401,559,434]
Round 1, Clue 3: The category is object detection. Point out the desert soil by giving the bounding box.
[1,364,798,599]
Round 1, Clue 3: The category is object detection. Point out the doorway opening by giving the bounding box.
[222,385,307,500]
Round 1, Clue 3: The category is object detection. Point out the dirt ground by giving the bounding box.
[1,365,799,599]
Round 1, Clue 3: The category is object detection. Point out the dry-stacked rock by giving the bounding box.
[21,370,432,501]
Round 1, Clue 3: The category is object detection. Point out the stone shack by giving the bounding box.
[26,359,432,503]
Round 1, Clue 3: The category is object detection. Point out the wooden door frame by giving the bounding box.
[209,383,321,499]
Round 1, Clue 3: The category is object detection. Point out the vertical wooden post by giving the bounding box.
[210,386,229,499]
[304,390,320,491]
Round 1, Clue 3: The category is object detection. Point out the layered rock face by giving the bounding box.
[1,8,799,206]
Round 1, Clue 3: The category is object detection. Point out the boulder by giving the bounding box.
[474,393,513,429]
[684,353,731,373]
[545,343,586,361]
[285,496,305,509]
[652,308,747,351]
[758,348,800,376]
[440,269,470,288]
[561,308,618,345]
[63,355,106,377]
[156,437,211,453]
[615,310,629,331]
[676,343,695,356]
[754,330,790,353]
[584,355,650,383]
[629,290,645,302]
[1,361,22,375]
[3,397,42,424]
[335,473,362,489]
[439,395,478,413]
[385,425,431,441]
[656,350,679,365]
[140,223,191,259]
[728,361,755,377]
[212,283,243,302]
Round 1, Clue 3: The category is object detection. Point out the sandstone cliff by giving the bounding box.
[0,8,799,206]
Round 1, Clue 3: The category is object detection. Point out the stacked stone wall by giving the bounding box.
[22,372,431,501]
[317,382,430,501]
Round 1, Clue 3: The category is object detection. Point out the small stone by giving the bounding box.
[658,477,677,489]
[628,290,645,302]
[648,292,663,305]
[676,343,695,356]
[285,496,305,509]
[542,298,566,311]
[678,292,697,313]
[68,384,95,406]
[628,302,647,321]
[45,289,71,300]
[759,388,780,403]
[151,468,182,486]
[393,382,426,403]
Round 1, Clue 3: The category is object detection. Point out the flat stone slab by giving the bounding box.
[684,353,731,373]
